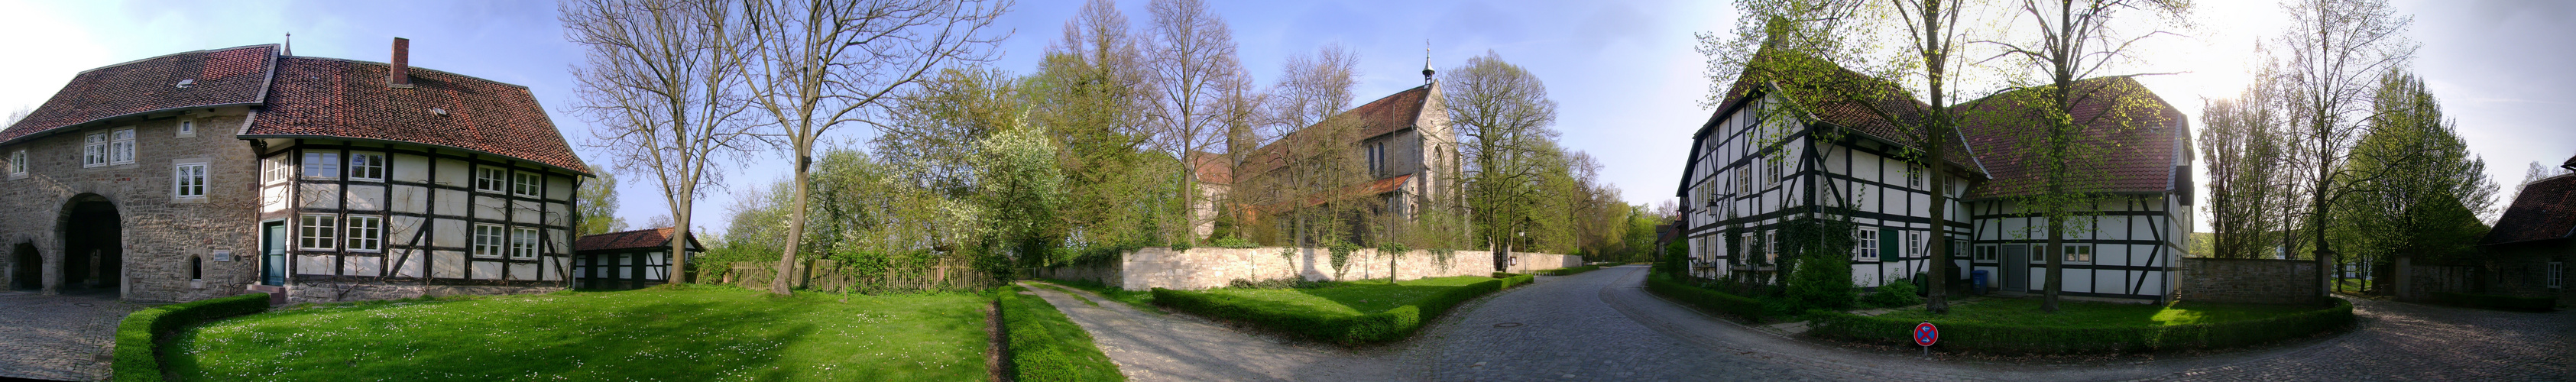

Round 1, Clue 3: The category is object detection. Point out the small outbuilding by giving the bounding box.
[572,228,702,290]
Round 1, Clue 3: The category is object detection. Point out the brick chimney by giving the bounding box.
[388,37,412,87]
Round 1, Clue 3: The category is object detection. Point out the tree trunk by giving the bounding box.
[2043,215,2064,312]
[770,149,812,296]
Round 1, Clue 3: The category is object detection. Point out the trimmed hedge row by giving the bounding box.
[1152,277,1515,345]
[996,286,1125,381]
[1806,299,2356,354]
[1644,274,1774,323]
[1537,264,1605,276]
[114,293,272,381]
[2433,292,2558,312]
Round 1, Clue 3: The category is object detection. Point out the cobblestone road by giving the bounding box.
[0,290,144,382]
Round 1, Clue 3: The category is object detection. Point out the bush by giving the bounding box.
[1645,273,1775,323]
[1806,298,2356,354]
[1862,278,1923,309]
[1537,264,1604,276]
[115,293,272,381]
[996,286,1125,381]
[1152,279,1508,345]
[1210,236,1259,248]
[1498,274,1534,289]
[1785,254,1855,312]
[2433,292,2558,312]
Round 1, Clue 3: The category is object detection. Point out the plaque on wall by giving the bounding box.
[212,250,232,262]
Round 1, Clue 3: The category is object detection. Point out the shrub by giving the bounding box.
[1785,254,1855,312]
[2433,292,2557,312]
[996,286,1125,381]
[1152,279,1508,345]
[1862,278,1922,309]
[115,293,272,381]
[1645,273,1774,323]
[1211,236,1259,248]
[1497,274,1534,289]
[1806,298,2356,354]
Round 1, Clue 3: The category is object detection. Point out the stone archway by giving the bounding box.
[58,194,121,295]
[8,243,34,290]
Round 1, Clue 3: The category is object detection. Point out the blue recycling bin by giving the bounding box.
[1970,270,1988,295]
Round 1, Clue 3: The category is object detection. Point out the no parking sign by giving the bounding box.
[1914,322,1938,354]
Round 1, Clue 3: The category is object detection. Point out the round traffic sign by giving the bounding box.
[1913,322,1939,347]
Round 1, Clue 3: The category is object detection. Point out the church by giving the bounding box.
[0,40,590,303]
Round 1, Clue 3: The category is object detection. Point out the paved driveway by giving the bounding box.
[0,290,143,382]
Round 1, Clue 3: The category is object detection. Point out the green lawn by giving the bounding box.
[170,286,990,381]
[1871,298,2315,328]
[1192,276,1496,317]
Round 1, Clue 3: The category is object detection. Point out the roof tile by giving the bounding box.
[2,45,277,144]
[245,57,589,174]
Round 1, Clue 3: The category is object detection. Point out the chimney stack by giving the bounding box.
[389,37,411,87]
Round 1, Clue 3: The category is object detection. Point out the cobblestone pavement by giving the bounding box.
[1017,282,1406,381]
[0,290,144,382]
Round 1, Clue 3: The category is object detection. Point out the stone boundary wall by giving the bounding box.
[2393,257,2479,303]
[2174,257,2318,305]
[1038,247,1580,291]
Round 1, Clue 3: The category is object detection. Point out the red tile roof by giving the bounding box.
[1237,84,1434,178]
[1703,50,1979,172]
[244,57,591,175]
[2485,173,2576,245]
[575,228,703,252]
[1188,151,1232,185]
[1953,76,2187,199]
[1,45,278,144]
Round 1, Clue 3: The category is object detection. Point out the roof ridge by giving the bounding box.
[278,56,534,90]
[74,44,278,76]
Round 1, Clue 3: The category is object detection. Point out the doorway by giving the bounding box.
[60,196,119,292]
[2003,244,2029,291]
[261,221,285,286]
[8,243,34,290]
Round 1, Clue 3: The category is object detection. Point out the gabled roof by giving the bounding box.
[1188,151,1231,185]
[2484,173,2576,245]
[1238,84,1433,179]
[1953,76,2188,199]
[1,45,278,145]
[575,228,705,252]
[1680,50,1980,198]
[243,57,591,175]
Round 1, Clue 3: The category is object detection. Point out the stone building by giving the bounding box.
[2474,156,2573,306]
[1213,63,1457,241]
[0,40,588,303]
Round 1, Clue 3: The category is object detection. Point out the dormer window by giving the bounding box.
[175,79,195,89]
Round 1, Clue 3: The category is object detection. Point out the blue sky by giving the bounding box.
[0,0,2568,235]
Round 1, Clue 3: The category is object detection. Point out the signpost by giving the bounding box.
[1913,322,1939,356]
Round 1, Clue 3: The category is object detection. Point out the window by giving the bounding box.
[263,156,290,183]
[1907,163,1923,188]
[2063,244,2094,263]
[1366,142,1384,175]
[173,163,207,198]
[471,224,507,257]
[1854,228,1878,261]
[302,152,339,179]
[510,227,540,259]
[83,132,108,167]
[475,167,507,193]
[7,150,22,176]
[1764,230,1777,264]
[190,255,203,280]
[1768,157,1785,186]
[512,171,542,197]
[177,120,196,137]
[2549,262,2562,289]
[345,215,382,252]
[349,152,385,181]
[109,129,134,165]
[1735,167,1751,195]
[298,214,337,251]
[1975,244,1998,262]
[1740,232,1754,264]
[1907,231,1925,257]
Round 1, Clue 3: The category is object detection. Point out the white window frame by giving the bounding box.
[471,224,507,257]
[1907,163,1923,189]
[348,152,386,182]
[1907,231,1926,257]
[345,215,383,252]
[7,150,23,176]
[1974,244,1998,263]
[298,214,338,251]
[1854,228,1878,261]
[475,166,508,193]
[82,132,108,167]
[173,163,207,198]
[1735,167,1751,195]
[109,128,135,165]
[263,156,290,184]
[510,227,540,259]
[177,119,196,138]
[302,151,339,179]
[2549,262,2562,289]
[1764,230,1777,264]
[511,171,542,197]
[2062,244,2095,263]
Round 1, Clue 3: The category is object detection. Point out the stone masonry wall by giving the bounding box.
[2174,257,2318,305]
[1042,247,1582,291]
[0,108,263,303]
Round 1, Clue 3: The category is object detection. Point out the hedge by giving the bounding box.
[1644,274,1774,323]
[1537,264,1604,276]
[1498,274,1534,289]
[114,293,272,381]
[1152,278,1510,345]
[1806,298,2355,354]
[996,286,1125,381]
[2433,292,2558,312]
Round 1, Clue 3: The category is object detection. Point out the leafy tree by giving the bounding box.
[574,172,631,235]
[1446,50,1565,272]
[2330,70,2496,292]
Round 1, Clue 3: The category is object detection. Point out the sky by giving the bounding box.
[0,0,2567,235]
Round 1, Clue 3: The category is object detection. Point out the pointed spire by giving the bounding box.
[1421,40,1435,84]
[284,32,293,56]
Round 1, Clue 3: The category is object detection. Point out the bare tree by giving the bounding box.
[564,0,762,283]
[737,0,1009,295]
[1144,0,1244,245]
[2276,0,2413,299]
[1447,50,1563,272]
[1252,44,1360,254]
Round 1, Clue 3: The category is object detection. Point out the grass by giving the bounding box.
[1039,278,1158,313]
[1193,276,1498,316]
[169,285,990,381]
[996,286,1124,381]
[1871,298,2314,328]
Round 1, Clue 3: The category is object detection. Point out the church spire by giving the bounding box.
[1421,40,1435,84]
